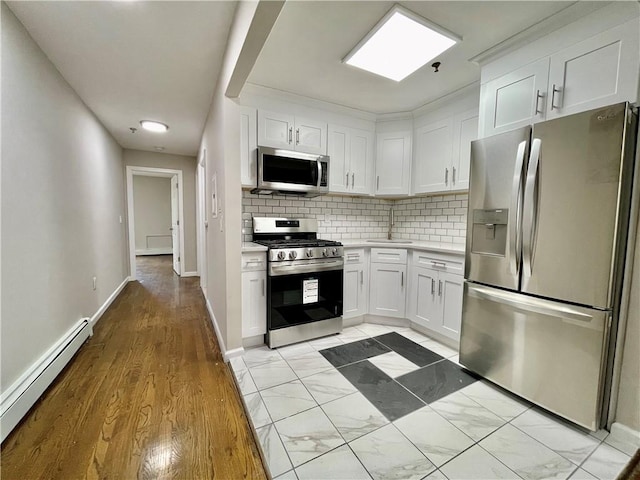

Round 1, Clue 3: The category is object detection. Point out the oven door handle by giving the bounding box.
[269,260,344,276]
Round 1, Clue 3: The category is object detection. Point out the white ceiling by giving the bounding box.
[6,1,608,157]
[7,1,237,156]
[247,1,584,114]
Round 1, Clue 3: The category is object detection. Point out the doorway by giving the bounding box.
[126,166,185,280]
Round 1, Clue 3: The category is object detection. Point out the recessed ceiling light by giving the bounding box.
[154,146,165,151]
[140,120,169,133]
[343,5,460,82]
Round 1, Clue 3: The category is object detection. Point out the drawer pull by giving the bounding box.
[431,261,447,268]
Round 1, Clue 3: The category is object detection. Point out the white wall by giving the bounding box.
[123,149,197,273]
[199,1,286,356]
[615,215,640,432]
[133,176,172,255]
[1,3,128,389]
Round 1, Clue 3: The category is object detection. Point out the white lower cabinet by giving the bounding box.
[407,251,464,341]
[241,252,267,338]
[343,248,369,318]
[369,249,407,318]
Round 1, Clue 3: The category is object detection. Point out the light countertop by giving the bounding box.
[340,239,465,255]
[241,242,268,253]
[242,239,465,255]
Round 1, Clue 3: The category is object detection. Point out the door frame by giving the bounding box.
[126,166,185,280]
[196,149,208,291]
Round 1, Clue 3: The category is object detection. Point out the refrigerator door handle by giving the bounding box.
[523,138,541,277]
[468,284,594,323]
[509,141,527,275]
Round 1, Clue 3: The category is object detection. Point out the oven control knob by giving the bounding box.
[289,251,297,260]
[306,249,314,258]
[331,248,338,256]
[322,248,328,257]
[277,251,286,260]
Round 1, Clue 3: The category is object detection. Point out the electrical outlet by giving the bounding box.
[119,215,123,224]
[92,276,97,290]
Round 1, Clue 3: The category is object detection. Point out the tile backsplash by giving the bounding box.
[242,191,468,244]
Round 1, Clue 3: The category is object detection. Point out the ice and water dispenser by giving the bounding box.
[471,209,509,256]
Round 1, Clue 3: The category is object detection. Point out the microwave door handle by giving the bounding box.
[509,140,527,276]
[317,160,322,188]
[523,138,541,277]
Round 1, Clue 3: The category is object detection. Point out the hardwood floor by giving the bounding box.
[1,255,267,480]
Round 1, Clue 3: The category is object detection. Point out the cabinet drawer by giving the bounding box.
[371,248,407,265]
[242,252,267,272]
[412,251,463,275]
[344,248,366,265]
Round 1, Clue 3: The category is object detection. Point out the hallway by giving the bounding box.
[1,256,266,479]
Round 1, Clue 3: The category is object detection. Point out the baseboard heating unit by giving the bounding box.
[0,318,91,442]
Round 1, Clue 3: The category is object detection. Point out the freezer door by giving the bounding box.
[466,126,530,290]
[521,103,631,308]
[460,282,609,430]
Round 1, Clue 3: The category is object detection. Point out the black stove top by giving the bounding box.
[254,238,342,249]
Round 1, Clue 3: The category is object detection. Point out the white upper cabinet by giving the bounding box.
[240,106,258,188]
[413,109,478,195]
[481,58,549,137]
[480,18,639,138]
[375,131,412,196]
[546,21,639,119]
[451,109,479,191]
[328,124,374,195]
[413,119,452,194]
[295,117,327,154]
[258,110,327,155]
[350,129,374,195]
[258,110,293,149]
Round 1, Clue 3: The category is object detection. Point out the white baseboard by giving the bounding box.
[609,422,640,451]
[135,248,172,255]
[181,271,199,278]
[225,347,245,360]
[243,335,266,348]
[90,276,130,330]
[204,297,244,362]
[0,319,91,442]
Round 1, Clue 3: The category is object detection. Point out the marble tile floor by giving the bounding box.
[230,323,635,480]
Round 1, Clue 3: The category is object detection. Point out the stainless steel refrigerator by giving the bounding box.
[459,102,637,431]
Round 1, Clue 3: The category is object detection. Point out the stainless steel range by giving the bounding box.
[252,217,344,348]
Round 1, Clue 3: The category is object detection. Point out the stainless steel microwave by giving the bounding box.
[253,146,329,197]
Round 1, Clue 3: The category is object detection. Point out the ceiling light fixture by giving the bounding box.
[343,5,460,82]
[154,146,165,151]
[140,120,169,133]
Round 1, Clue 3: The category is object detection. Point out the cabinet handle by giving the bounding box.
[296,128,300,145]
[352,173,355,188]
[262,279,265,296]
[550,84,561,110]
[288,127,293,144]
[445,168,449,185]
[376,176,380,190]
[438,280,442,297]
[360,270,363,285]
[431,260,446,268]
[401,271,404,287]
[535,89,544,114]
[452,167,456,185]
[431,278,435,295]
[346,172,349,187]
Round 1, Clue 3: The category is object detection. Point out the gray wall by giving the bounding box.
[123,150,197,273]
[133,176,172,254]
[1,3,128,389]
